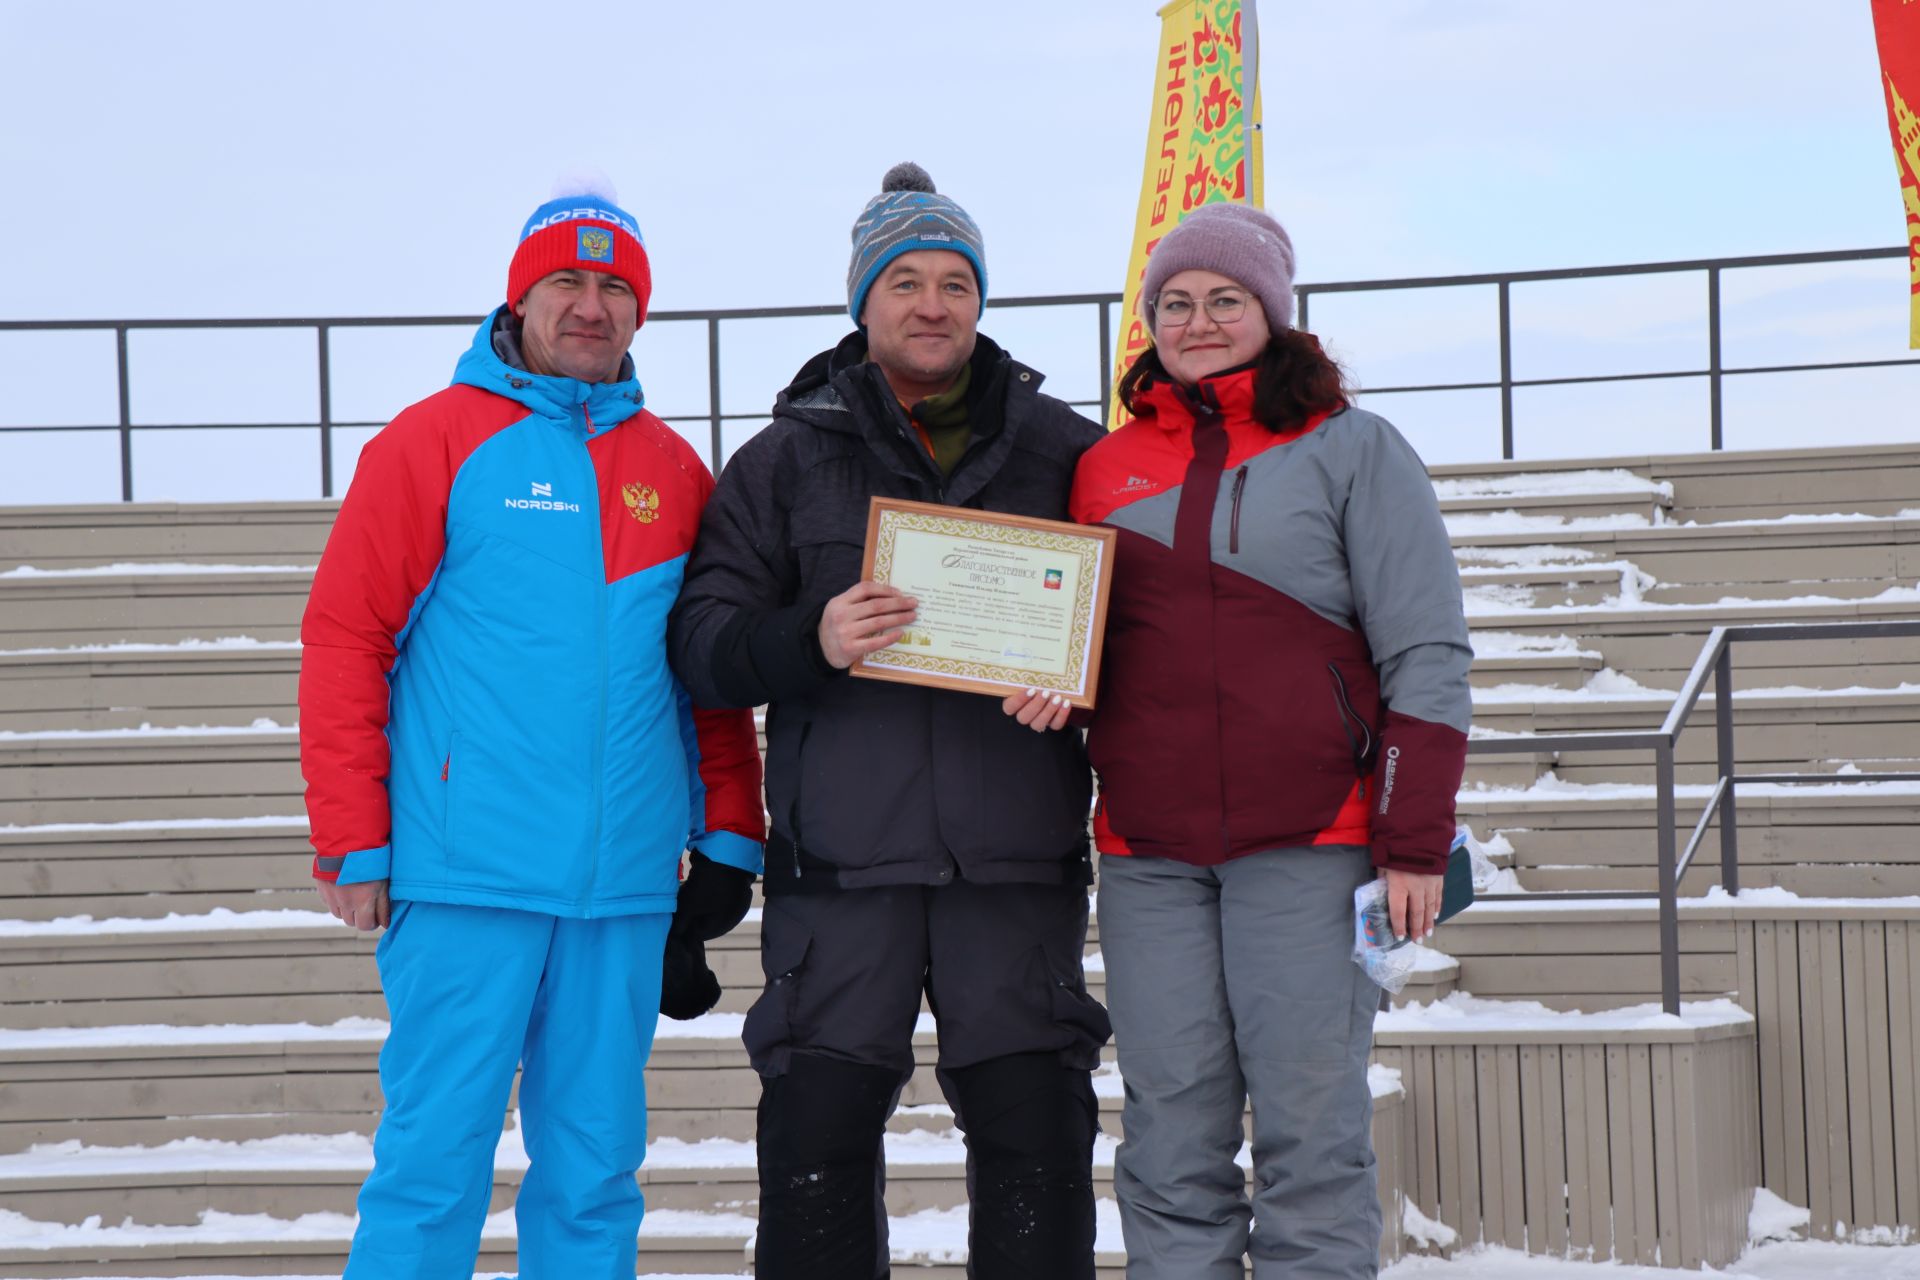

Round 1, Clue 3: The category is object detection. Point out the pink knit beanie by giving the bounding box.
[1140,203,1296,335]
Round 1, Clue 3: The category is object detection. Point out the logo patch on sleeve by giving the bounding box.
[577,227,614,262]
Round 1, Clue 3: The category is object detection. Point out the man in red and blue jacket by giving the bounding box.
[298,179,764,1280]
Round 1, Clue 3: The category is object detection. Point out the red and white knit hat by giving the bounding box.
[506,172,652,320]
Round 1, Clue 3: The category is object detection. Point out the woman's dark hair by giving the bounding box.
[1117,327,1351,433]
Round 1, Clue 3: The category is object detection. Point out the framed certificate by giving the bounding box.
[850,497,1117,709]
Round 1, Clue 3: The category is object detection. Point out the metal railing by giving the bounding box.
[0,247,1909,501]
[1464,618,1920,1016]
[1295,245,1914,459]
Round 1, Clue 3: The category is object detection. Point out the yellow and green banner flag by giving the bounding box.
[1871,0,1920,348]
[1110,0,1265,429]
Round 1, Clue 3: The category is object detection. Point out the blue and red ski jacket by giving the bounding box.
[298,308,765,917]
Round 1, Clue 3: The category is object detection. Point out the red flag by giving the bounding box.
[1870,0,1920,347]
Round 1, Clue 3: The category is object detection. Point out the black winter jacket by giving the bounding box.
[668,333,1105,894]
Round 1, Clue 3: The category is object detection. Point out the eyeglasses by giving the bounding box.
[1149,291,1249,328]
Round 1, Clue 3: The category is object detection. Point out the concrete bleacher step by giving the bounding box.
[1583,627,1920,693]
[1467,646,1604,690]
[1429,440,1920,524]
[0,644,302,732]
[0,915,382,1030]
[0,1228,745,1279]
[0,821,315,922]
[0,893,1432,1039]
[1471,689,1920,788]
[0,570,310,651]
[0,730,304,827]
[0,1096,1398,1230]
[1437,487,1672,525]
[1639,577,1907,606]
[1655,441,1920,523]
[0,1063,1405,1278]
[1469,787,1920,898]
[1457,563,1629,609]
[0,504,335,574]
[1450,511,1920,591]
[0,441,1914,1268]
[1467,599,1920,692]
[0,1206,1169,1280]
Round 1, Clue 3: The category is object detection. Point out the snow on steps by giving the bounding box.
[0,644,302,733]
[1424,440,1920,525]
[0,1068,1410,1227]
[0,1084,1420,1276]
[0,1204,751,1278]
[0,504,336,573]
[0,819,315,922]
[1469,684,1920,788]
[0,569,312,651]
[1461,777,1920,899]
[0,1199,1089,1279]
[0,728,305,827]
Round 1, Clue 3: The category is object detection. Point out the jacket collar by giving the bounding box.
[773,333,1037,505]
[1132,360,1260,430]
[451,306,647,434]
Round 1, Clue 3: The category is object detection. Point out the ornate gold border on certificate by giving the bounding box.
[851,497,1118,709]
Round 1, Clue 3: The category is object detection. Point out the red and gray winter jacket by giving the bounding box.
[1071,364,1471,875]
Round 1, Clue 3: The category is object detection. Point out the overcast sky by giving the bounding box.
[1,1,1911,503]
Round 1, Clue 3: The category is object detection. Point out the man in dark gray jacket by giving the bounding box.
[669,164,1110,1280]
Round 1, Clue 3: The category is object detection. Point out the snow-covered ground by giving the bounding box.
[1382,1241,1920,1278]
[8,1238,1914,1278]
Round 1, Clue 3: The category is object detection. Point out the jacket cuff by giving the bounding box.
[690,829,764,876]
[1370,840,1449,876]
[1367,710,1466,877]
[313,844,392,886]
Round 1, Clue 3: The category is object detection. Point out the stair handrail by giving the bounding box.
[1464,617,1920,1014]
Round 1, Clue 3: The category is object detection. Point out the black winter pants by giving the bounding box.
[746,880,1111,1280]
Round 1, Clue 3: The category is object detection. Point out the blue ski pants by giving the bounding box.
[343,899,672,1280]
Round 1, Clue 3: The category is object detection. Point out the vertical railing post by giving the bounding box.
[318,325,334,498]
[1715,643,1740,894]
[1296,287,1309,335]
[706,317,724,476]
[1656,740,1682,1017]
[115,326,134,502]
[1098,301,1113,424]
[1707,267,1724,451]
[1497,281,1515,460]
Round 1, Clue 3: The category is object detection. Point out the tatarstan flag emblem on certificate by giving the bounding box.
[1872,0,1920,348]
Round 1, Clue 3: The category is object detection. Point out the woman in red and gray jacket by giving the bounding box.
[1008,204,1471,1278]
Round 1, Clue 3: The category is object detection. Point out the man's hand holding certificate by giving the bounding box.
[849,497,1115,709]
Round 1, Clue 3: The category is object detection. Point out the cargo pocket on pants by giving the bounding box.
[744,922,812,1079]
[1041,946,1113,1071]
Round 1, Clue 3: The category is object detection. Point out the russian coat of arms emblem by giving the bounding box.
[578,228,613,262]
[622,482,661,525]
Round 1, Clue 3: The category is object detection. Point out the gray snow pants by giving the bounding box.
[1098,846,1382,1279]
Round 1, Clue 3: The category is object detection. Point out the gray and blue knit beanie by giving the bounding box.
[846,162,987,324]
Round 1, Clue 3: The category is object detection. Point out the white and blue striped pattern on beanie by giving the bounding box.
[846,162,987,323]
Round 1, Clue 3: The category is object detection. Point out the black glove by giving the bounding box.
[659,920,723,1021]
[674,851,755,942]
